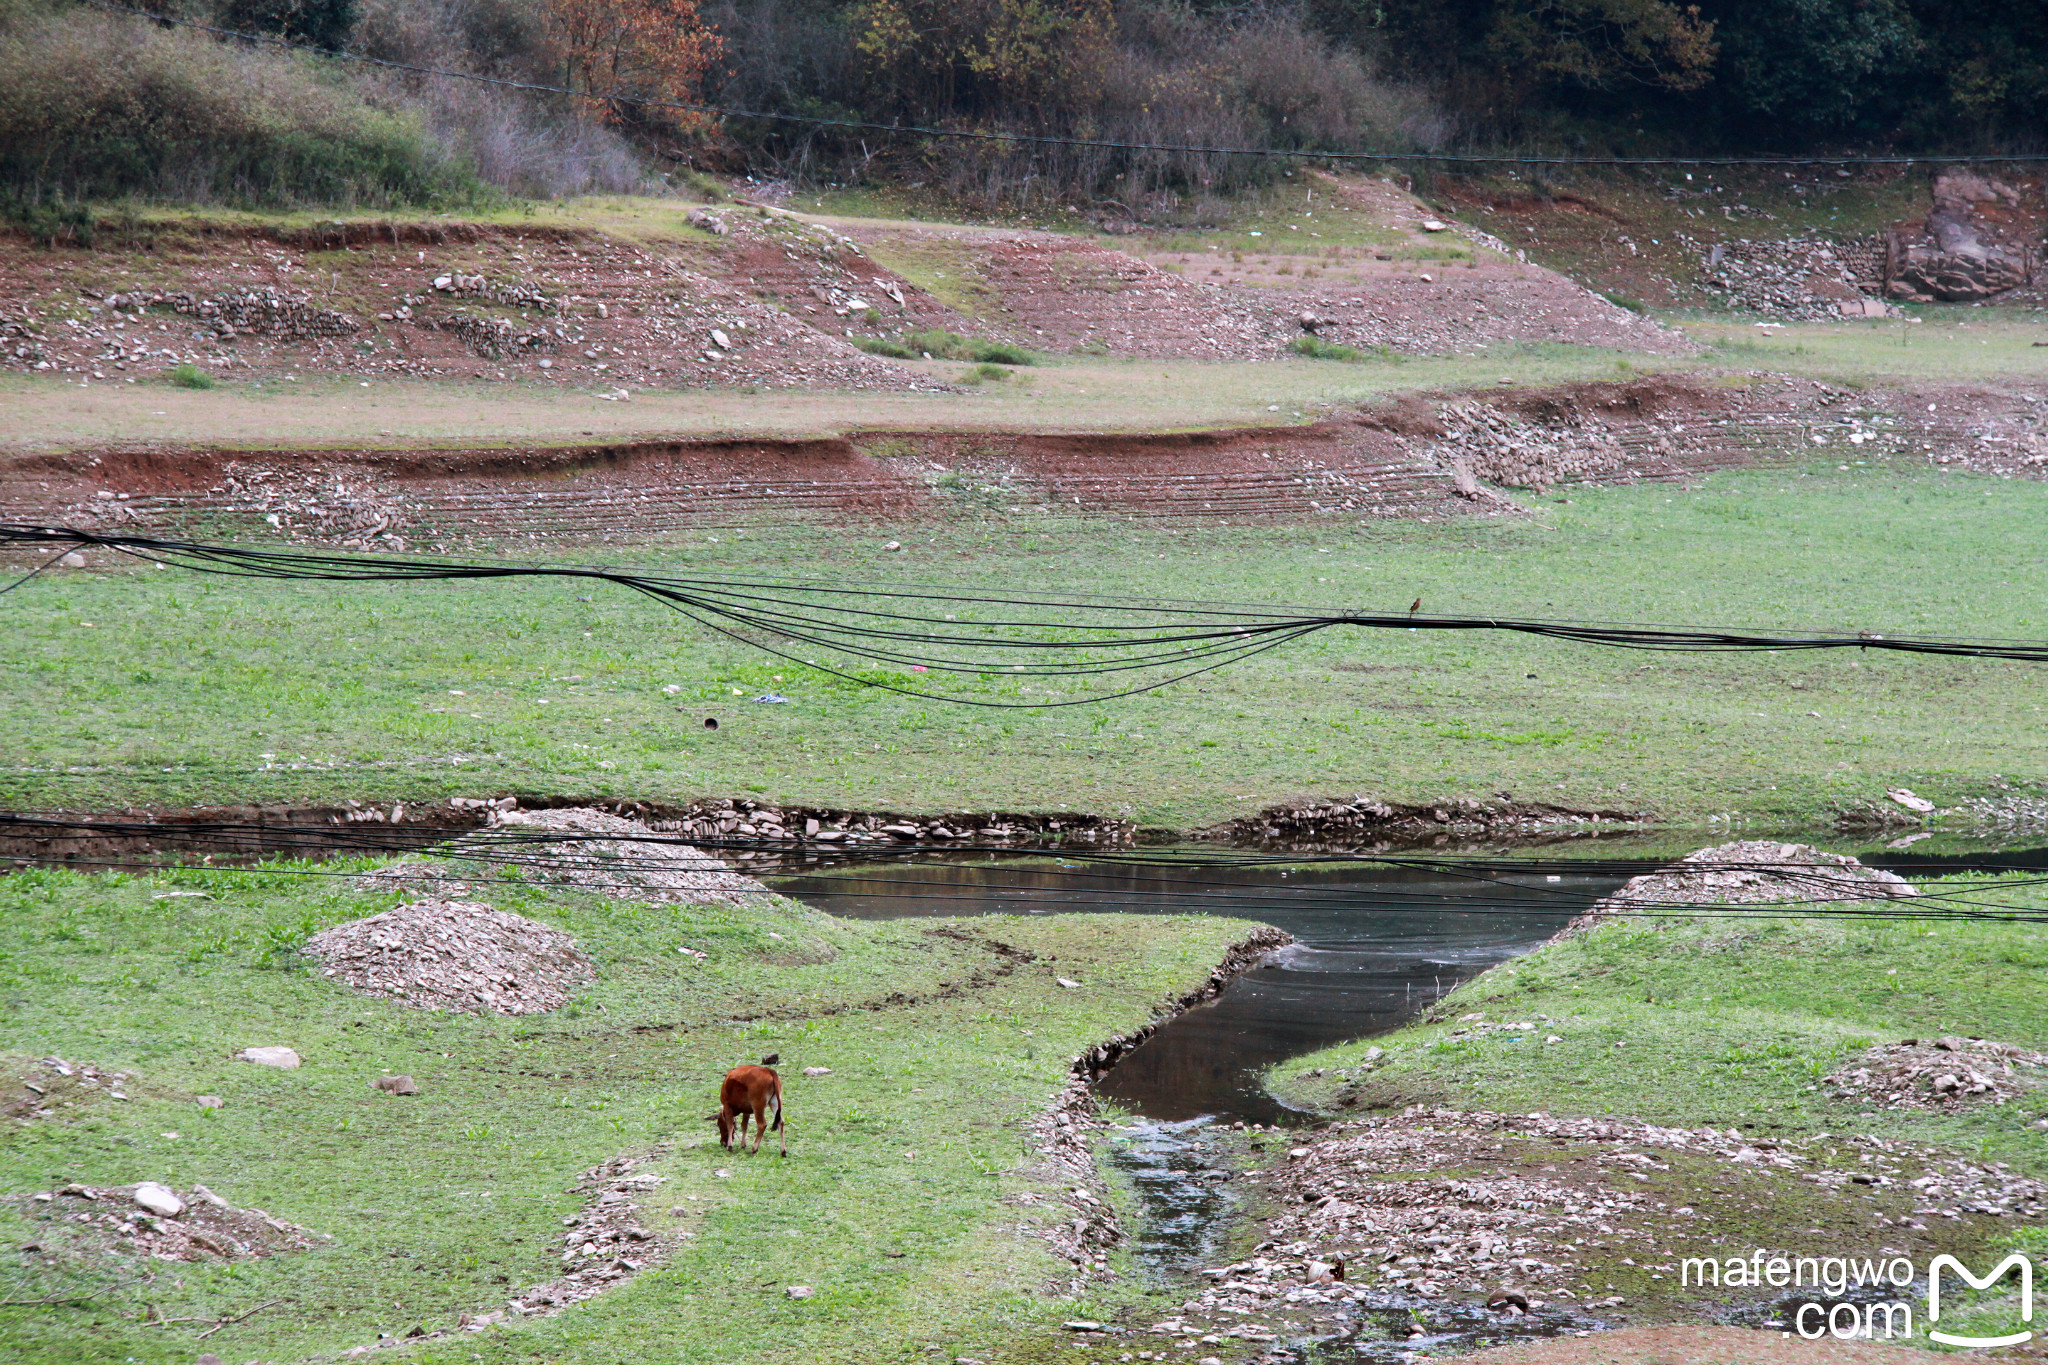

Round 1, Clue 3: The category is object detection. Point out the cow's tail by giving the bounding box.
[772,1075,784,1132]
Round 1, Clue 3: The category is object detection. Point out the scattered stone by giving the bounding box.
[1056,977,1083,989]
[786,1284,813,1298]
[195,1095,224,1110]
[305,899,593,1014]
[1886,787,1937,813]
[372,1074,422,1096]
[235,1046,302,1069]
[57,551,85,568]
[802,1067,832,1077]
[132,1182,184,1218]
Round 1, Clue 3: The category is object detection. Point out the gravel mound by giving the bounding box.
[5,1180,319,1263]
[1828,1036,2047,1111]
[1558,840,1915,937]
[305,899,594,1014]
[468,807,768,907]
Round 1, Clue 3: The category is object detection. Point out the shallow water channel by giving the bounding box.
[768,852,1618,1278]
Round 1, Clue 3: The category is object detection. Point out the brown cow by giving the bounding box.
[718,1060,785,1156]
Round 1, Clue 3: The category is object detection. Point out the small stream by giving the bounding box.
[769,852,1618,1281]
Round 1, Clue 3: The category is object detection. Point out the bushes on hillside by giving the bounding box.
[0,5,482,206]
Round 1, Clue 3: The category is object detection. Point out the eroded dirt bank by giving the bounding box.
[9,372,2038,546]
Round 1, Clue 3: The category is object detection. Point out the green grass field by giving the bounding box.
[0,861,1255,1363]
[1274,876,2048,1163]
[5,454,2044,827]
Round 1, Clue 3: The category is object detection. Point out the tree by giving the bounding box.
[542,0,722,128]
[853,0,1113,125]
[1485,0,1718,95]
[216,0,359,51]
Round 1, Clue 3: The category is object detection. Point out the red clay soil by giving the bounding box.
[9,372,2030,546]
[1460,1325,1965,1365]
[0,190,1694,397]
[0,217,931,392]
[832,219,1694,360]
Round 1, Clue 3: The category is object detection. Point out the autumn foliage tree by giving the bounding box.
[853,0,1114,127]
[541,0,722,133]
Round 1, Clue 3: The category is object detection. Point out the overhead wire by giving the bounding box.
[70,0,2048,169]
[5,526,2046,708]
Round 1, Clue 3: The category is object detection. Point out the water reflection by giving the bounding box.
[769,854,1618,1123]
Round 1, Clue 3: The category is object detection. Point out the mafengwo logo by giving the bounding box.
[1681,1250,2033,1345]
[1929,1253,2033,1348]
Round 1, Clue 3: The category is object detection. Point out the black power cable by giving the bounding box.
[5,526,2046,708]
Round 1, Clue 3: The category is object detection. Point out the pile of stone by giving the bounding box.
[304,898,595,1014]
[5,1180,319,1263]
[1220,795,1635,845]
[436,309,561,361]
[431,272,558,312]
[1697,237,1888,320]
[1828,1036,2047,1111]
[109,287,359,340]
[1559,839,1916,936]
[473,807,770,906]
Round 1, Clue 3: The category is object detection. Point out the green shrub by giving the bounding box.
[904,328,1034,365]
[0,7,485,207]
[963,362,1010,383]
[167,362,215,390]
[1289,335,1385,363]
[1603,293,1647,314]
[853,336,918,360]
[969,339,1033,365]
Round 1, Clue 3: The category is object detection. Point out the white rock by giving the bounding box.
[433,276,453,290]
[235,1046,301,1069]
[133,1182,184,1218]
[786,1284,813,1298]
[803,1066,832,1077]
[1887,787,1936,813]
[58,552,86,568]
[1420,220,1448,232]
[711,329,731,350]
[1056,977,1082,989]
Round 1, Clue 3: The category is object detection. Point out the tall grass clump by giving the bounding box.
[0,5,485,208]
